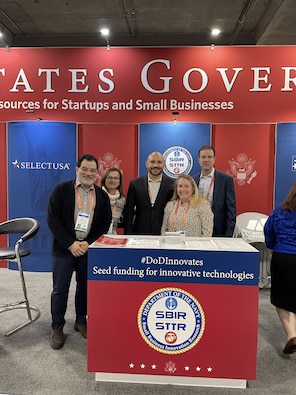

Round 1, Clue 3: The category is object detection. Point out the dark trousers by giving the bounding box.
[51,254,87,329]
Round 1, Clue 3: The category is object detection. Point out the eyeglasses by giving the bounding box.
[106,176,120,181]
[80,167,97,174]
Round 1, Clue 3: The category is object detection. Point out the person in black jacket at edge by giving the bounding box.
[47,153,112,349]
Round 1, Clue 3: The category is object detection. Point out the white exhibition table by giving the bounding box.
[87,236,259,389]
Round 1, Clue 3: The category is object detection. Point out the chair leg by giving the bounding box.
[0,258,41,336]
[0,304,41,336]
[17,257,33,321]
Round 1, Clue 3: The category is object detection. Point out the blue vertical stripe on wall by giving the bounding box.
[275,123,296,207]
[139,122,211,177]
[8,121,77,272]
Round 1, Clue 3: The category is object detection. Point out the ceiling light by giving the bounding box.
[100,28,109,37]
[211,28,221,36]
[172,111,179,126]
[100,28,110,50]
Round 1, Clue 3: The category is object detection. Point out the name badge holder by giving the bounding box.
[75,212,90,232]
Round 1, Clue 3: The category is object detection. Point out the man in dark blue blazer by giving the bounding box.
[193,145,236,237]
[124,152,174,235]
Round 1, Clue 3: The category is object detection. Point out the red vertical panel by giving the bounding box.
[212,124,275,215]
[0,123,7,267]
[78,124,138,196]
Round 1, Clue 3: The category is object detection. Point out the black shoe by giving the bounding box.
[50,328,65,349]
[74,323,87,339]
[283,337,296,354]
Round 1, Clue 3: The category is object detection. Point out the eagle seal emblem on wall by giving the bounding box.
[228,153,257,186]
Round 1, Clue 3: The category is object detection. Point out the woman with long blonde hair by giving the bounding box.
[161,174,213,237]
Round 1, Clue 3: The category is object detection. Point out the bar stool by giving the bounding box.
[0,217,40,336]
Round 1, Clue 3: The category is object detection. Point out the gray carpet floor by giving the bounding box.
[0,268,295,395]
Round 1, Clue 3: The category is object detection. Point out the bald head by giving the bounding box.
[146,152,165,180]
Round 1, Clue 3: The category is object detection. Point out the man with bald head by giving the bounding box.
[124,152,174,235]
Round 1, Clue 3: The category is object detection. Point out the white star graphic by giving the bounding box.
[151,364,157,369]
[12,159,19,168]
[196,366,201,372]
[140,364,145,369]
[184,366,190,371]
[129,363,134,368]
[207,367,213,372]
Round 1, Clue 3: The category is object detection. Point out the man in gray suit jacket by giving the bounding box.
[193,145,236,237]
[124,151,174,235]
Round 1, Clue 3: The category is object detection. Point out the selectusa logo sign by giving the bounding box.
[12,159,71,170]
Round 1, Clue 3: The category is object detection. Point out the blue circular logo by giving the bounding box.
[138,287,205,354]
[163,146,193,179]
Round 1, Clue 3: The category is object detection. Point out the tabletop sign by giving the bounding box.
[88,238,259,387]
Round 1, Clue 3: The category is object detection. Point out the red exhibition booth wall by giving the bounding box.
[0,46,295,265]
[78,123,138,196]
[212,124,275,215]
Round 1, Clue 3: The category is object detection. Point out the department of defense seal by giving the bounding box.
[163,146,193,179]
[137,287,205,354]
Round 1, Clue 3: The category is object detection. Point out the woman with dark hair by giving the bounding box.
[100,167,125,234]
[264,181,296,354]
